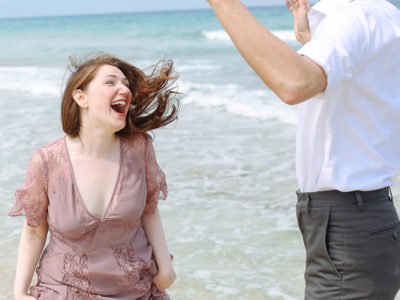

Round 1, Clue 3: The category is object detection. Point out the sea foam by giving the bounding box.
[202,29,298,43]
[0,66,63,96]
[179,80,297,125]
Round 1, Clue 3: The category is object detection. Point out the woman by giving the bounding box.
[9,53,178,299]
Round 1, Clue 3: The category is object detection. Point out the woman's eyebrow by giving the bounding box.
[105,74,127,80]
[104,74,129,84]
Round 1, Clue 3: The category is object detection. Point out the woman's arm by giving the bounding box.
[142,207,175,291]
[14,221,48,300]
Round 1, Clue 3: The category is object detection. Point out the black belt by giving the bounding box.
[296,187,392,210]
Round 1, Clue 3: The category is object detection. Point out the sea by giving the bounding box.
[1,3,400,300]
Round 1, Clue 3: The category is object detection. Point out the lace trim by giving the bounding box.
[10,149,49,227]
[150,284,171,300]
[144,136,167,214]
[111,244,152,293]
[63,252,95,294]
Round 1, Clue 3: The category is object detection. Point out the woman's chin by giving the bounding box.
[114,121,126,133]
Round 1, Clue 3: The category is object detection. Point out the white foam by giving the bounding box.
[0,66,63,96]
[273,29,297,42]
[202,30,231,41]
[177,63,221,72]
[267,287,299,300]
[202,29,297,43]
[192,270,213,278]
[179,80,297,125]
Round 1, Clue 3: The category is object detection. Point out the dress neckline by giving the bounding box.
[63,136,123,221]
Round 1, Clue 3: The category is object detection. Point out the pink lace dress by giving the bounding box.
[9,134,170,300]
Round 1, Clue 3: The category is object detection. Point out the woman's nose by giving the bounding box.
[119,83,131,96]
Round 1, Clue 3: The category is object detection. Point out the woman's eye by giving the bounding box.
[105,80,115,85]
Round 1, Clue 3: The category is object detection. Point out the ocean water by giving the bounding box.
[1,4,400,300]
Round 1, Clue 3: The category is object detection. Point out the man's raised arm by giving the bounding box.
[206,0,326,104]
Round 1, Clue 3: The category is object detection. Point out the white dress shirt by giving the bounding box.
[296,0,400,192]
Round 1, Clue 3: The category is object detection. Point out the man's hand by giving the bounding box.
[205,0,326,103]
[286,0,311,44]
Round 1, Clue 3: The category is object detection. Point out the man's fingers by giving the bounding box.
[298,0,311,10]
[286,0,295,11]
[287,0,297,8]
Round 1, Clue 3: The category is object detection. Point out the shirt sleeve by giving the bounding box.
[143,136,167,214]
[9,149,48,227]
[298,8,370,93]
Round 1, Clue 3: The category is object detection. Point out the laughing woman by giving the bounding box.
[9,54,178,300]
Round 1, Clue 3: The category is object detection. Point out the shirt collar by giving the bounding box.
[312,0,353,16]
[307,0,354,32]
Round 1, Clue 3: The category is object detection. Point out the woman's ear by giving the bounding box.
[72,89,87,109]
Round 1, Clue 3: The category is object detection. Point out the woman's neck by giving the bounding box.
[68,129,120,158]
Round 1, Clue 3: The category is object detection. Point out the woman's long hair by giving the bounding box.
[61,53,179,137]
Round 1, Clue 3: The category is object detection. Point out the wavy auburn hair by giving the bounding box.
[61,53,179,137]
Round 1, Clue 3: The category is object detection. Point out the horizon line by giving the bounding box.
[0,4,287,21]
[2,0,397,21]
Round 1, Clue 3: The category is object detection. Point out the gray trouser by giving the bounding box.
[296,187,400,300]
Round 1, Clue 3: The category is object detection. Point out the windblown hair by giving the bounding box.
[61,53,179,137]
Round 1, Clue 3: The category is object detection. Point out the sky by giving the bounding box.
[0,0,287,19]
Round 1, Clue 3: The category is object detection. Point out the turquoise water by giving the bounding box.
[0,7,297,68]
[1,5,400,300]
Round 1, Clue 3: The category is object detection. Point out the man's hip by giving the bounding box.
[296,187,400,300]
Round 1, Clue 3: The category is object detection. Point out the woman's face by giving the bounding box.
[82,64,133,134]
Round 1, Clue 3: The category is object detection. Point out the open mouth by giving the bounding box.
[111,100,128,114]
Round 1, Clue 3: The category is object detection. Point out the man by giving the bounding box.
[206,0,400,298]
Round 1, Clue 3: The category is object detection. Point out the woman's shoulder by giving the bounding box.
[33,136,66,162]
[121,133,151,149]
[121,133,152,162]
[37,136,65,152]
[21,137,66,179]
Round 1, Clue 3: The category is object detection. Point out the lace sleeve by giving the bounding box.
[9,149,48,227]
[144,136,167,214]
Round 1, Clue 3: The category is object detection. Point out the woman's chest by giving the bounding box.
[46,161,147,236]
[72,158,121,219]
